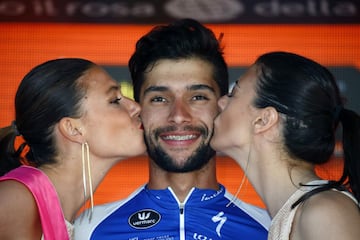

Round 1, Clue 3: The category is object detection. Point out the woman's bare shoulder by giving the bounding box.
[292,190,360,240]
[0,180,41,239]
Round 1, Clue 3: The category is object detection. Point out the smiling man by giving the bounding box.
[74,18,271,240]
[141,58,218,177]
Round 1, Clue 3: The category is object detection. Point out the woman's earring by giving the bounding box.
[81,142,94,221]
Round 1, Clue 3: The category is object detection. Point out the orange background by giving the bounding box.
[1,23,359,207]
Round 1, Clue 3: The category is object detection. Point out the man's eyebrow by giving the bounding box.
[188,84,216,93]
[143,86,169,96]
[143,84,216,96]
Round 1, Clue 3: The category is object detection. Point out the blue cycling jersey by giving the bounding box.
[74,184,271,240]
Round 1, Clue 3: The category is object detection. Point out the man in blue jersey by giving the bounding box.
[74,18,271,240]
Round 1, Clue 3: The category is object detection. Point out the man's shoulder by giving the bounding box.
[73,185,147,239]
[222,188,271,230]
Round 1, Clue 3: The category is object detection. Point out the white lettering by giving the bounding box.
[165,0,243,21]
[82,2,109,17]
[32,0,43,15]
[0,1,24,16]
[282,3,304,16]
[201,188,223,201]
[0,0,357,21]
[253,0,357,17]
[254,0,280,16]
[65,1,81,16]
[43,0,56,16]
[193,233,212,240]
[333,2,357,16]
[111,3,130,17]
[131,3,154,17]
[320,0,330,16]
[132,219,156,226]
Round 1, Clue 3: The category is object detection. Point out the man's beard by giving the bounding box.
[144,125,216,173]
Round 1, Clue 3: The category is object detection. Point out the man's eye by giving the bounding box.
[110,98,122,104]
[192,95,209,101]
[151,96,167,102]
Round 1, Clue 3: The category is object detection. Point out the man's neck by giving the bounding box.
[147,159,219,202]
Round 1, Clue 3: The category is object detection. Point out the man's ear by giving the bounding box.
[58,117,84,143]
[252,107,279,134]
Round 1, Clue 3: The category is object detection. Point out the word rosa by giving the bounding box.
[0,0,154,17]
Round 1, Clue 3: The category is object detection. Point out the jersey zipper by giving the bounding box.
[167,187,195,240]
[179,202,185,240]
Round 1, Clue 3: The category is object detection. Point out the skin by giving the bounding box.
[211,64,360,240]
[139,58,221,202]
[211,66,259,158]
[0,65,146,239]
[77,66,145,160]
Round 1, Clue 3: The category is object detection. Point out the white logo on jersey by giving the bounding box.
[129,209,161,229]
[193,233,213,240]
[138,212,151,220]
[212,211,227,237]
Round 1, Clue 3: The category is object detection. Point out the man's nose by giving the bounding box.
[168,99,192,124]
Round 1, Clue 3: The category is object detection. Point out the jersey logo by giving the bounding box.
[128,209,161,229]
[212,211,227,237]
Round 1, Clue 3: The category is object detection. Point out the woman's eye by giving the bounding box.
[228,81,240,97]
[227,90,235,98]
[110,98,122,104]
[228,86,237,97]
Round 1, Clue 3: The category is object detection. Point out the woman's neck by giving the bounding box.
[239,150,319,218]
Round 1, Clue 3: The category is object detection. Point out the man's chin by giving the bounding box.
[145,137,215,172]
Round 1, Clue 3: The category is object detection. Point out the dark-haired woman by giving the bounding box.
[211,51,360,240]
[0,58,146,239]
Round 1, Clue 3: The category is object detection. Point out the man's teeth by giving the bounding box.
[163,135,196,140]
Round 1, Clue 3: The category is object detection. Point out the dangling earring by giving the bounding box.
[81,142,94,221]
[226,144,251,207]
